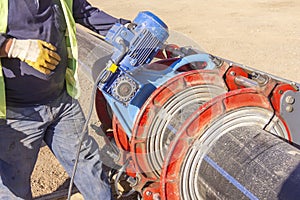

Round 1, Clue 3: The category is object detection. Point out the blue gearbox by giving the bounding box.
[101,11,169,106]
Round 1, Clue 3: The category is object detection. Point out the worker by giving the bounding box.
[0,0,129,199]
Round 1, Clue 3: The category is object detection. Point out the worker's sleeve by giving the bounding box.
[0,34,8,49]
[72,0,130,36]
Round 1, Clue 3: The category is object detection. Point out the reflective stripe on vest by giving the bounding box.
[0,0,8,118]
[0,0,79,119]
[60,0,80,99]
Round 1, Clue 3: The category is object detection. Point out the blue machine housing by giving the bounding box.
[105,11,169,71]
[100,11,217,136]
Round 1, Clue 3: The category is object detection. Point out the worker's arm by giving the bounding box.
[73,0,130,36]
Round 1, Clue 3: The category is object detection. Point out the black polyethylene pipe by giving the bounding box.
[77,26,114,84]
[193,126,300,200]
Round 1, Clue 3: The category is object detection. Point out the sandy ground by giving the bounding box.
[31,0,300,199]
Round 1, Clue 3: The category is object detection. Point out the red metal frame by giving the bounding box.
[130,69,227,179]
[95,89,113,134]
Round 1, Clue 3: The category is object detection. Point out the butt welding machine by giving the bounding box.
[73,10,300,200]
[98,11,217,136]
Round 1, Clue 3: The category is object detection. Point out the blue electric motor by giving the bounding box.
[105,11,169,71]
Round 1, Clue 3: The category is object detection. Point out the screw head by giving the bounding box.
[230,71,236,76]
[286,105,294,113]
[146,191,152,196]
[285,96,295,104]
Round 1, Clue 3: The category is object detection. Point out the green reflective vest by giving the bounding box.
[0,0,80,119]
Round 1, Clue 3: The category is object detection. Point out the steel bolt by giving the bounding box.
[146,191,152,196]
[286,105,294,113]
[285,96,295,104]
[230,71,236,76]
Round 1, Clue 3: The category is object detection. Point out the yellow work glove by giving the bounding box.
[8,38,61,74]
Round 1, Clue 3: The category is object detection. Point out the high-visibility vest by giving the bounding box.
[0,0,80,119]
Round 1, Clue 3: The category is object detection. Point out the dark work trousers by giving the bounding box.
[0,91,111,199]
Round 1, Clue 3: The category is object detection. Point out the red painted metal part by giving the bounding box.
[159,88,274,200]
[129,69,226,181]
[224,66,248,90]
[270,83,297,113]
[95,89,113,133]
[269,83,298,142]
[112,115,131,165]
[142,183,161,200]
[112,115,130,152]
